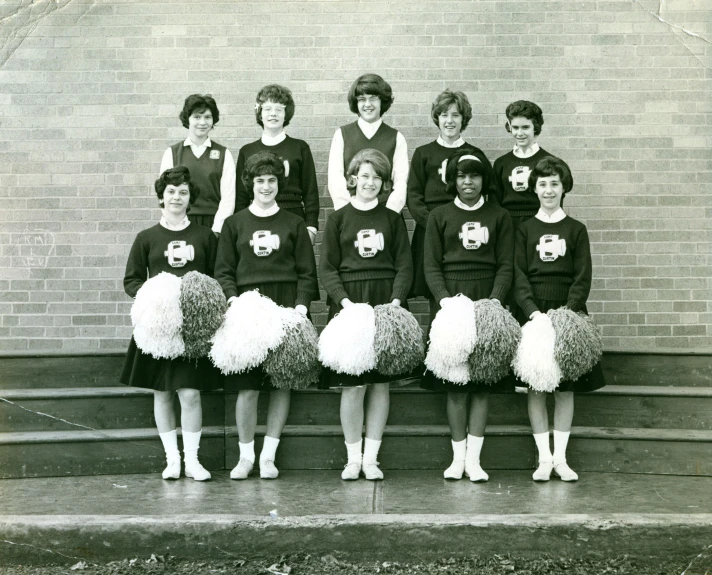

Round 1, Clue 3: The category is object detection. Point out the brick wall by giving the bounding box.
[1,0,710,354]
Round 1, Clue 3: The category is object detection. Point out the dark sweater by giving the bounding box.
[123,223,218,298]
[406,141,494,229]
[171,141,227,216]
[320,203,413,304]
[215,208,318,308]
[424,201,514,304]
[492,147,569,218]
[234,136,320,229]
[514,215,592,318]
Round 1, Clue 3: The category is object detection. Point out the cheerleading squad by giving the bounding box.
[122,73,604,486]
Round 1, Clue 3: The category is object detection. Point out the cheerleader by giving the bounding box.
[121,166,218,481]
[514,157,605,482]
[422,150,514,482]
[235,84,319,244]
[159,94,236,235]
[215,151,318,480]
[407,89,494,298]
[327,73,409,213]
[320,149,413,480]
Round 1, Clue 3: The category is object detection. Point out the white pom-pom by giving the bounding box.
[209,290,285,375]
[318,304,376,376]
[425,294,477,384]
[512,314,562,392]
[131,272,184,359]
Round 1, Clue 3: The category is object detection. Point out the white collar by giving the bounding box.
[535,208,566,223]
[261,131,287,146]
[454,196,485,211]
[249,202,280,217]
[357,117,383,139]
[513,142,540,159]
[184,137,212,149]
[160,214,191,230]
[437,136,465,149]
[350,197,378,211]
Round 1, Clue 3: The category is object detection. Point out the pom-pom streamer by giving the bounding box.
[319,304,376,376]
[512,313,562,392]
[468,300,521,385]
[179,271,228,360]
[548,308,602,382]
[373,303,425,377]
[131,272,184,359]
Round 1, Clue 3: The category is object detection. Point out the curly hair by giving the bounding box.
[241,151,288,193]
[154,166,201,205]
[505,100,543,136]
[444,150,489,197]
[179,94,220,129]
[431,89,473,131]
[528,156,574,195]
[347,73,394,116]
[254,84,296,128]
[345,149,393,196]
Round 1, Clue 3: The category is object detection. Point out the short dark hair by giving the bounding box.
[529,156,574,194]
[179,94,220,129]
[431,89,473,131]
[347,73,394,116]
[241,151,288,193]
[505,100,543,136]
[445,150,489,196]
[154,166,201,206]
[255,84,295,128]
[345,149,393,196]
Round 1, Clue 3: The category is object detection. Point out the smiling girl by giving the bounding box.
[160,94,236,235]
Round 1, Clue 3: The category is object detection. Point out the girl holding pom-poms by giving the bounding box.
[121,166,220,482]
[513,157,604,483]
[407,89,494,299]
[422,150,515,482]
[214,151,318,481]
[320,149,413,481]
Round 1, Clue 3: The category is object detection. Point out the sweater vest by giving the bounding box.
[171,141,227,216]
[341,121,397,173]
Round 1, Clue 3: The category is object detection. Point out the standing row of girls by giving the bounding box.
[121,73,604,485]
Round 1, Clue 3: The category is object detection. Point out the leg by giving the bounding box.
[260,389,291,479]
[177,388,210,481]
[465,392,489,482]
[443,392,468,479]
[362,383,390,480]
[231,390,259,479]
[339,386,367,480]
[154,390,180,479]
[528,390,554,481]
[552,391,578,481]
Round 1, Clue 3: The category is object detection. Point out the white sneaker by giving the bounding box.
[184,459,211,481]
[533,460,554,482]
[259,459,279,479]
[464,462,489,482]
[553,460,579,482]
[162,458,181,480]
[341,462,361,481]
[362,461,384,481]
[230,458,254,480]
[443,459,465,480]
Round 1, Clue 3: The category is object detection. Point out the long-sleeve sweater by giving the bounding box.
[214,208,318,308]
[406,140,494,229]
[320,203,413,304]
[234,136,320,229]
[123,223,218,298]
[424,201,514,304]
[514,215,592,317]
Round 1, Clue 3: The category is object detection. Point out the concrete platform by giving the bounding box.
[1,471,710,565]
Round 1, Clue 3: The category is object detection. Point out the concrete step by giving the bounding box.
[1,424,710,478]
[2,385,710,432]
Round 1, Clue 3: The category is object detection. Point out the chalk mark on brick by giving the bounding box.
[1,229,55,268]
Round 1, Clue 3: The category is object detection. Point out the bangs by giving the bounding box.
[353,81,382,98]
[457,158,486,177]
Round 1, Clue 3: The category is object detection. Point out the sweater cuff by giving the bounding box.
[520,299,540,319]
[224,289,239,301]
[431,288,451,305]
[489,284,509,304]
[390,287,410,304]
[305,215,319,230]
[330,287,350,305]
[566,300,585,313]
[295,292,314,309]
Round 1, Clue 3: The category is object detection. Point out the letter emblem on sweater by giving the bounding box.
[283,160,290,177]
[459,222,489,250]
[354,229,384,258]
[438,159,448,184]
[537,234,567,261]
[164,241,195,267]
[508,166,531,192]
[249,230,280,257]
[209,150,221,160]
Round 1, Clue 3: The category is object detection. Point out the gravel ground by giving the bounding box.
[1,552,709,575]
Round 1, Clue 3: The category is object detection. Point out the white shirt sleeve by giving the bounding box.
[327,128,351,210]
[212,148,236,234]
[385,131,409,213]
[159,147,173,174]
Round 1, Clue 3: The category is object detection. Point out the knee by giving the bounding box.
[554,391,574,405]
[154,391,174,407]
[447,392,467,407]
[177,389,201,409]
[238,390,260,406]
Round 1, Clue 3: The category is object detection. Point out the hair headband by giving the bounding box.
[458,155,481,163]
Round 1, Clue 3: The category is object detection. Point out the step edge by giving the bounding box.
[0,426,225,444]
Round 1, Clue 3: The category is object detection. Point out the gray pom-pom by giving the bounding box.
[179,271,228,360]
[374,303,425,377]
[548,307,603,382]
[468,300,521,385]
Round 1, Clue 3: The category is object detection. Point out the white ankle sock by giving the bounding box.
[260,436,280,462]
[182,430,202,462]
[363,438,382,465]
[553,430,570,462]
[533,432,552,461]
[345,439,363,464]
[159,429,180,461]
[451,439,466,462]
[466,434,484,464]
[239,440,255,463]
